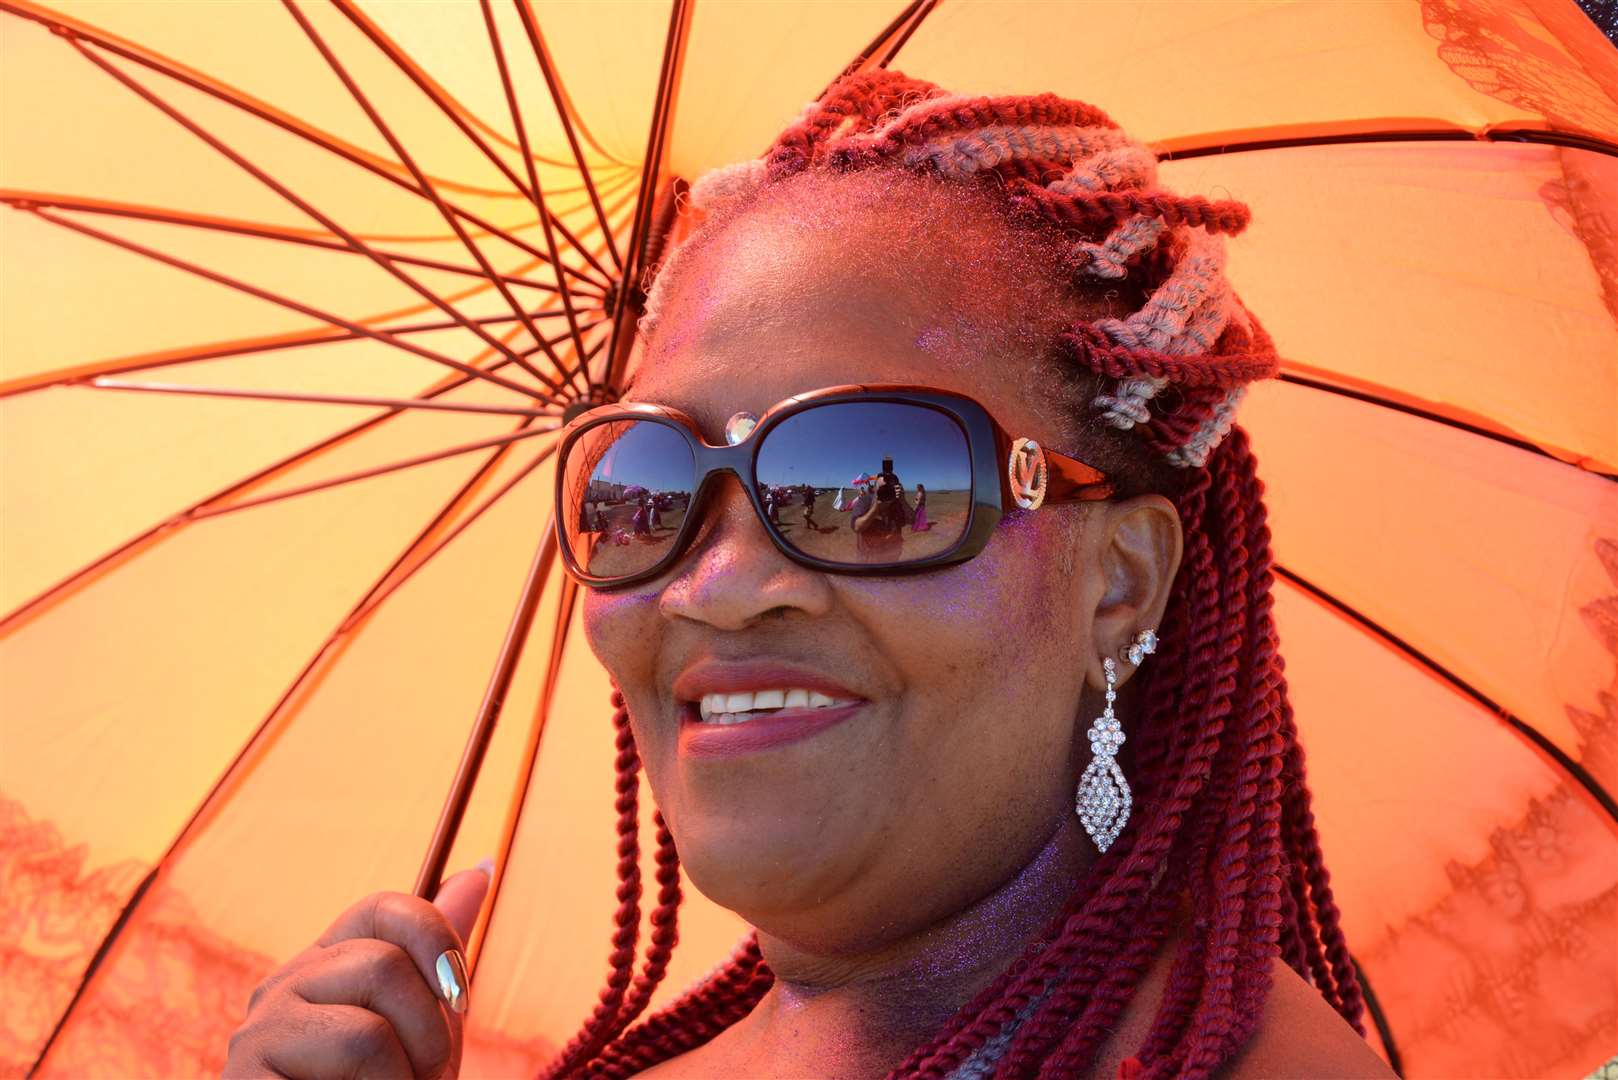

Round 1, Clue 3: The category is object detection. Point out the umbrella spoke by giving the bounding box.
[1351,957,1403,1078]
[815,0,937,100]
[83,378,560,418]
[21,206,565,404]
[1273,563,1618,830]
[186,425,558,521]
[604,0,695,391]
[0,314,605,400]
[332,0,617,288]
[513,0,624,272]
[343,441,560,635]
[465,570,579,973]
[70,21,564,398]
[873,0,940,70]
[481,0,595,398]
[413,507,562,900]
[0,341,545,635]
[282,1,579,397]
[0,193,593,297]
[2,4,617,289]
[23,421,557,1078]
[1277,370,1618,480]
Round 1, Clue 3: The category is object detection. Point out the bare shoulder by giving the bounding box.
[1221,958,1396,1079]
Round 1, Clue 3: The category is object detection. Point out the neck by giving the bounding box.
[727,817,1092,1078]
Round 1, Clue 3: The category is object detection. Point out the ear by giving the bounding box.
[1082,494,1183,693]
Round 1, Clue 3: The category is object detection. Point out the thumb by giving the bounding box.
[434,858,493,948]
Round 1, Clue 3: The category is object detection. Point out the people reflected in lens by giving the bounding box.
[752,402,974,565]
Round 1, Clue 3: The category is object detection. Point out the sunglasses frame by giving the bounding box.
[554,382,1115,589]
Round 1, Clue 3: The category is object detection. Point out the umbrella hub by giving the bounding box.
[563,390,618,423]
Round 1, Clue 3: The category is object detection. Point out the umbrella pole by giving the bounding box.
[414,523,559,900]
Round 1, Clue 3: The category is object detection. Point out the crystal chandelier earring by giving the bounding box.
[1075,628,1157,852]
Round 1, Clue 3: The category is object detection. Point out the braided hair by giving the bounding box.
[541,71,1366,1080]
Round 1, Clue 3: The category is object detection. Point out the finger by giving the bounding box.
[317,892,467,1014]
[295,938,452,1080]
[433,863,492,948]
[430,863,492,1078]
[259,1002,412,1080]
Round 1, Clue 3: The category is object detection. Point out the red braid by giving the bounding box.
[540,692,684,1077]
[543,70,1367,1079]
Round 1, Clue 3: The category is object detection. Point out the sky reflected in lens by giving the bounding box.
[756,402,972,565]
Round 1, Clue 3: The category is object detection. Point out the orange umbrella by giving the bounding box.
[2,1,1615,1077]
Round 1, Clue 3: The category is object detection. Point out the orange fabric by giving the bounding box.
[2,1,1615,1077]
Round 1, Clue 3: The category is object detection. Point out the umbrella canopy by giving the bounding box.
[2,1,1615,1077]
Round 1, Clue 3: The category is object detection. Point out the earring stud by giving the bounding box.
[1120,627,1158,666]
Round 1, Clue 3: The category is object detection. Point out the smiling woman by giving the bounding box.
[224,70,1399,1080]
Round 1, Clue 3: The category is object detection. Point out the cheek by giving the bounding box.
[846,510,1084,761]
[581,588,661,686]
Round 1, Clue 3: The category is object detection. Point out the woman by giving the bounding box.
[913,483,931,532]
[225,72,1393,1080]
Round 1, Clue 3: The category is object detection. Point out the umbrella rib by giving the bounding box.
[1277,371,1617,481]
[0,314,605,400]
[512,0,634,171]
[512,0,623,272]
[413,513,561,899]
[0,193,592,297]
[23,423,558,1078]
[271,3,573,397]
[64,38,570,402]
[1154,124,1618,162]
[331,0,617,288]
[82,378,560,418]
[480,0,594,398]
[185,424,557,522]
[22,206,562,406]
[1272,563,1618,830]
[464,571,579,975]
[0,338,550,635]
[819,0,932,94]
[872,0,940,70]
[604,0,695,391]
[10,9,615,290]
[1350,956,1404,1078]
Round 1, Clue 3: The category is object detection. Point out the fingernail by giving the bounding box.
[474,856,495,879]
[435,948,470,1014]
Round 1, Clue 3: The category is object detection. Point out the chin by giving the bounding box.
[672,810,870,938]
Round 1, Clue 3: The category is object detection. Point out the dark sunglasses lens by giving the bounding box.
[755,402,973,566]
[562,420,694,580]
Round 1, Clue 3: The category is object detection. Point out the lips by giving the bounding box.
[672,659,867,757]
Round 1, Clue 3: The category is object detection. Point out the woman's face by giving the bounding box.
[582,175,1172,953]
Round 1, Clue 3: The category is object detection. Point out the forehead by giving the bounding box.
[630,177,1085,447]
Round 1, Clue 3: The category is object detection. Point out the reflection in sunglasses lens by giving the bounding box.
[755,402,972,566]
[562,420,695,580]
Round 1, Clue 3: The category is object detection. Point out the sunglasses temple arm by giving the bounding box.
[1043,447,1116,503]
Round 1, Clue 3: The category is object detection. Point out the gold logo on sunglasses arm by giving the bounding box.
[1009,438,1048,510]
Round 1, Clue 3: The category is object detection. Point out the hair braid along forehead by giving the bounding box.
[640,69,1280,476]
[558,70,1367,1080]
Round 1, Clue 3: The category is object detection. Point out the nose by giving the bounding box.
[657,473,834,630]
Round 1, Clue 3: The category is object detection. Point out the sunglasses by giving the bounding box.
[555,383,1115,589]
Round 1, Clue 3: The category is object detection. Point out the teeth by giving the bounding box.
[695,688,857,723]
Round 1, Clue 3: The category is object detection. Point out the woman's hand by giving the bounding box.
[224,865,491,1079]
